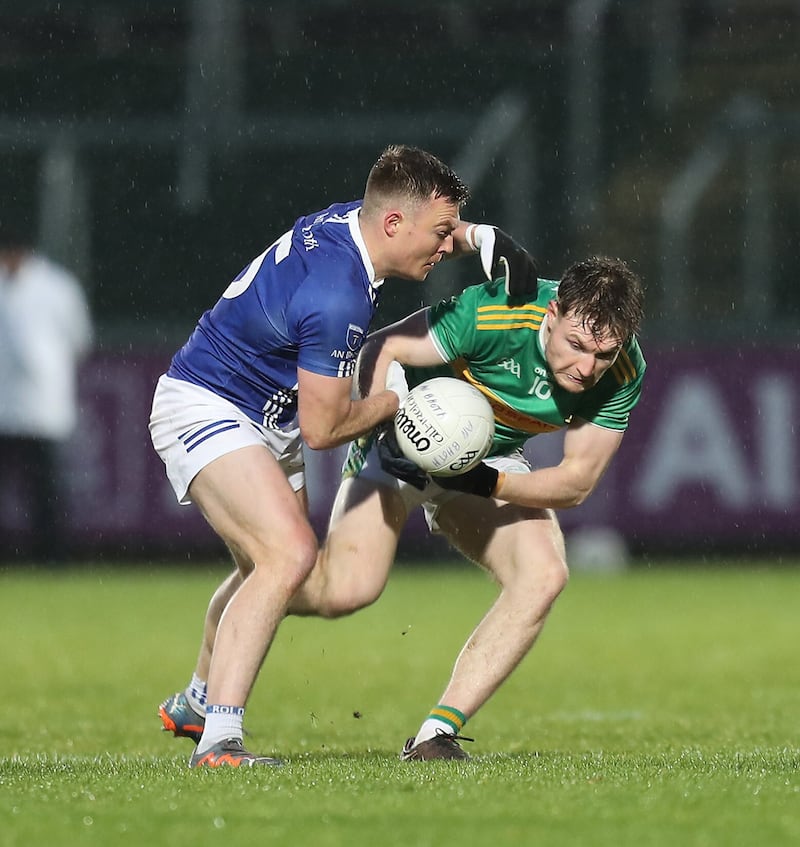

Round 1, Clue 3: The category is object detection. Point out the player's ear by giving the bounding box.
[383,209,403,237]
[547,299,559,320]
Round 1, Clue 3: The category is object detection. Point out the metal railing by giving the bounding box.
[0,90,536,326]
[660,94,798,332]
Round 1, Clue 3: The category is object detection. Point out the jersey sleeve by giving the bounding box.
[426,284,483,362]
[290,275,370,379]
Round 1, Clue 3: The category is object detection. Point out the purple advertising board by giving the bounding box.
[1,346,797,556]
[605,346,799,547]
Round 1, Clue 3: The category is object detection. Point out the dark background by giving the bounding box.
[3,1,798,340]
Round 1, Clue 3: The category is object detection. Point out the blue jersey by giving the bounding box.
[168,202,383,427]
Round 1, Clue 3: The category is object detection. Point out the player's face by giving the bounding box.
[543,302,622,393]
[392,194,461,281]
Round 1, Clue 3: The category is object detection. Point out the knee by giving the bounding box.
[314,587,379,619]
[539,555,569,606]
[283,530,319,591]
[301,567,382,619]
[245,526,319,595]
[505,550,569,611]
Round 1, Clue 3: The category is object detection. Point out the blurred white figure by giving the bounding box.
[0,231,93,562]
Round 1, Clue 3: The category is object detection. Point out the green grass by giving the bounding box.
[1,561,799,846]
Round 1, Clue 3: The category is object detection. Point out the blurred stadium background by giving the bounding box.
[1,0,798,562]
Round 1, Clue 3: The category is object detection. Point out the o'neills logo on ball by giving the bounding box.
[396,396,445,452]
[396,407,430,451]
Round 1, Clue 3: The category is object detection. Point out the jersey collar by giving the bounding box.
[538,311,550,356]
[348,207,385,290]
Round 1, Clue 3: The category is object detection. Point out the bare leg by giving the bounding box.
[426,496,568,720]
[190,483,309,681]
[193,568,244,681]
[188,446,318,708]
[288,477,407,617]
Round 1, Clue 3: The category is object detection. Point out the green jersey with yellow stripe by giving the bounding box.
[404,278,646,457]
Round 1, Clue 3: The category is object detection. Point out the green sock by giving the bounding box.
[415,704,467,744]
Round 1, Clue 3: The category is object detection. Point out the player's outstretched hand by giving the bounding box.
[467,224,539,298]
[377,426,430,490]
[433,462,500,498]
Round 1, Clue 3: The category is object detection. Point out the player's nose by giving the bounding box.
[576,353,596,377]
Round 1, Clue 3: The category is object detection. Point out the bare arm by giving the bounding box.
[296,368,399,450]
[355,308,445,398]
[298,308,449,450]
[494,419,624,509]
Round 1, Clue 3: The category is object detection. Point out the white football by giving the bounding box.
[393,377,495,477]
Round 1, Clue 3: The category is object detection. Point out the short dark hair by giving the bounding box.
[558,256,644,343]
[363,144,470,210]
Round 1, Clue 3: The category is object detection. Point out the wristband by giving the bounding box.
[491,471,507,499]
[464,223,480,252]
[384,360,409,405]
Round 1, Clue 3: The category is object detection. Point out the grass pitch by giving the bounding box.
[1,560,798,846]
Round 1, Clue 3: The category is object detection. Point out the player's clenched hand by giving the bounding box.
[466,224,539,298]
[377,426,430,490]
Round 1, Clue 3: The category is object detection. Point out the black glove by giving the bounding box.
[433,462,499,498]
[470,224,539,298]
[376,426,430,490]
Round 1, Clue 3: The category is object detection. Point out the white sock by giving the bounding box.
[197,705,245,753]
[414,717,457,745]
[186,673,207,714]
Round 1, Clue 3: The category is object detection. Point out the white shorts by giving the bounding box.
[343,435,531,533]
[149,375,305,504]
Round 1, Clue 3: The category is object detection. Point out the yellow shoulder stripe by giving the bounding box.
[611,349,636,385]
[476,320,543,331]
[477,304,548,316]
[476,304,546,332]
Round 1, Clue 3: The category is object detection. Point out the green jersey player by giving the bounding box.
[345,271,643,478]
[290,254,646,761]
[419,275,642,445]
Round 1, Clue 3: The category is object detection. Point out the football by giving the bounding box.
[393,377,495,477]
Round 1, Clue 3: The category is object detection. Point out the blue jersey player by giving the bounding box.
[149,144,538,767]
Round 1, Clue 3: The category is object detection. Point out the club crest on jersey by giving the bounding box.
[346,323,364,351]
